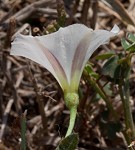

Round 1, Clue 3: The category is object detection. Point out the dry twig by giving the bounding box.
[0,99,14,141]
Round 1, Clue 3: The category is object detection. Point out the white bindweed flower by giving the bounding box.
[10,24,119,93]
[11,24,119,137]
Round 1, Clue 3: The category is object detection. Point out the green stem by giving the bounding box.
[119,84,131,144]
[21,111,27,150]
[65,107,77,137]
[119,68,135,145]
[64,93,79,137]
[88,77,118,120]
[125,72,135,140]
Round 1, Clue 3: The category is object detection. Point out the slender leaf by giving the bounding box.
[85,64,99,79]
[96,52,115,60]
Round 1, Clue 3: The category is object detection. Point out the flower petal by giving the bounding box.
[85,25,119,65]
[36,24,92,84]
[11,34,68,90]
[111,24,120,34]
[11,24,119,93]
[70,31,93,92]
[70,25,119,91]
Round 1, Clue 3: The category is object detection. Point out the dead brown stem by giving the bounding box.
[1,53,22,115]
[27,62,48,135]
[0,99,14,141]
[3,0,56,24]
[80,0,91,25]
[4,18,16,48]
[90,0,98,29]
[105,0,135,25]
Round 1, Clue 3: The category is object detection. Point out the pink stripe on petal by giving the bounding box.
[70,31,93,90]
[71,32,92,73]
[34,38,69,89]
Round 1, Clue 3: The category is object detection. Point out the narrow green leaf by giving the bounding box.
[85,64,99,79]
[96,52,115,60]
[85,64,93,73]
[21,110,27,150]
[56,133,79,150]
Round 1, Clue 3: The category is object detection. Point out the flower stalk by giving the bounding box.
[64,93,79,137]
[86,74,118,120]
[119,66,135,145]
[21,111,27,150]
[65,106,78,137]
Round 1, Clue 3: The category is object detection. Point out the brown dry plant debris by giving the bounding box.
[0,0,135,149]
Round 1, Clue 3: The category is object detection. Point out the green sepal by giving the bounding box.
[64,93,79,109]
